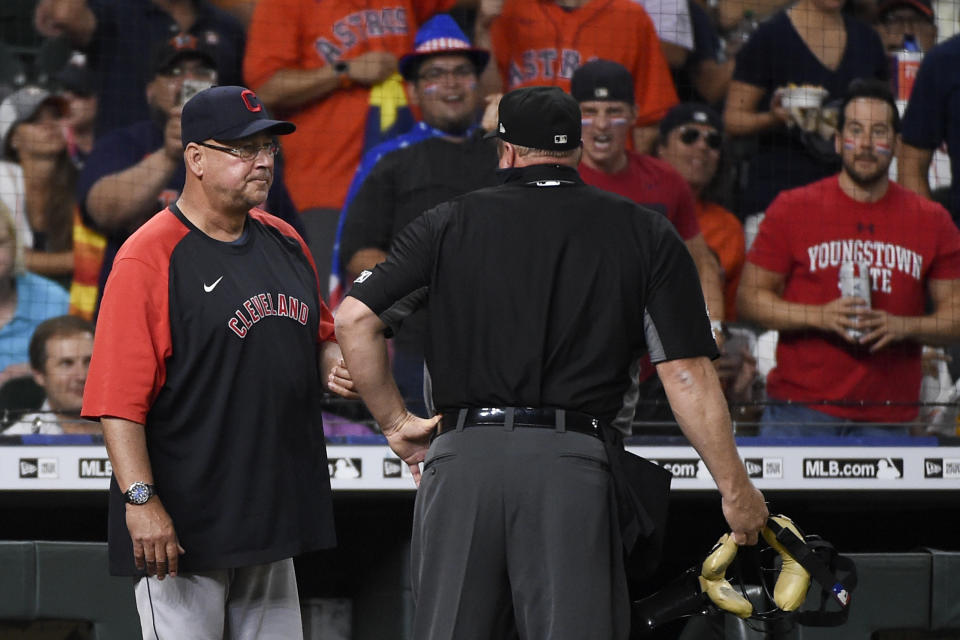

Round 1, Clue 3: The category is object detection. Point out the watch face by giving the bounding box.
[127,482,152,505]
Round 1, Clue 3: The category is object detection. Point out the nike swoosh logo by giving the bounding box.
[203,276,224,293]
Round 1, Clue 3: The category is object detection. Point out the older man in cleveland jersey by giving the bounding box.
[83,86,356,639]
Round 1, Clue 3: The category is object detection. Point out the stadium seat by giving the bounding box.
[0,541,140,640]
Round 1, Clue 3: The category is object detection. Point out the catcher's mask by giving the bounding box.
[631,515,857,634]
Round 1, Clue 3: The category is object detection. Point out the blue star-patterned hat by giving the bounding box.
[398,14,489,81]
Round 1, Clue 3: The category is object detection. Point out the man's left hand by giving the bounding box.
[327,359,359,399]
[320,342,359,399]
[481,93,502,132]
[857,309,910,352]
[382,411,442,485]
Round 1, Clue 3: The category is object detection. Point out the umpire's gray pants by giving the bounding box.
[411,426,630,640]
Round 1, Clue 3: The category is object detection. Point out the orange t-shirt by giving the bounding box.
[244,0,453,210]
[695,199,745,321]
[489,0,678,127]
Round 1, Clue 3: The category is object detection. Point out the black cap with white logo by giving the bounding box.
[485,86,581,151]
[181,85,295,146]
[658,102,724,137]
[570,59,635,105]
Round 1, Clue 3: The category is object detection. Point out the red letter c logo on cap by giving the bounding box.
[241,89,262,113]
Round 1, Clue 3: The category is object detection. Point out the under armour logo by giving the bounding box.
[856,222,875,234]
[241,89,262,113]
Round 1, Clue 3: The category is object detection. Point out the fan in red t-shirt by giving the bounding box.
[569,60,726,429]
[739,79,960,436]
[571,60,724,327]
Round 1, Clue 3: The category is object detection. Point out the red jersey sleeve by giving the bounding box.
[631,6,679,126]
[746,196,793,274]
[929,203,960,280]
[251,209,336,342]
[244,0,308,89]
[411,0,457,25]
[82,256,173,424]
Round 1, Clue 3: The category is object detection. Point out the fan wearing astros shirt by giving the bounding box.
[474,0,679,153]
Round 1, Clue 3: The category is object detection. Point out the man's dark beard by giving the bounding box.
[433,107,481,137]
[842,155,890,189]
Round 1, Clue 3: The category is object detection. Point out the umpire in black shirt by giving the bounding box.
[336,86,768,640]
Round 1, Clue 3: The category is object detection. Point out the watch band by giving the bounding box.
[333,61,352,90]
[124,481,157,505]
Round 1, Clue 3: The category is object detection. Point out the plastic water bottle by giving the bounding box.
[838,262,871,339]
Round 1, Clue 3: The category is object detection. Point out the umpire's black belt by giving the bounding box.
[438,407,602,439]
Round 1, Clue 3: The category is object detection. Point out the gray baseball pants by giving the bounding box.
[411,426,631,640]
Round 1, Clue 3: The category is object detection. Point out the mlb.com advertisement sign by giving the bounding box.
[803,457,904,479]
[78,458,113,478]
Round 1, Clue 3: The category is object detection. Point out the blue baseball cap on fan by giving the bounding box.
[180,85,295,146]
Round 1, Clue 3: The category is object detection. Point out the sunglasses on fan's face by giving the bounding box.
[678,127,722,150]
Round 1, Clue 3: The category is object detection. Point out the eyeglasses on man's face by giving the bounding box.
[162,63,217,83]
[678,127,722,150]
[198,139,280,161]
[417,64,476,83]
[880,10,933,30]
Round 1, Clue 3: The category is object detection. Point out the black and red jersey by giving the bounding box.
[83,204,336,575]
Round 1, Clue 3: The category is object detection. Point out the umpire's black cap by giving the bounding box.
[181,85,295,146]
[485,86,581,151]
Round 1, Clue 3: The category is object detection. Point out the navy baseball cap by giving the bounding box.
[877,0,933,18]
[181,85,295,146]
[484,86,581,151]
[152,33,218,78]
[571,59,635,105]
[659,102,723,137]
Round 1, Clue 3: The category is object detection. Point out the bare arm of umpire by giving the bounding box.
[101,416,184,580]
[657,357,768,544]
[336,297,440,485]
